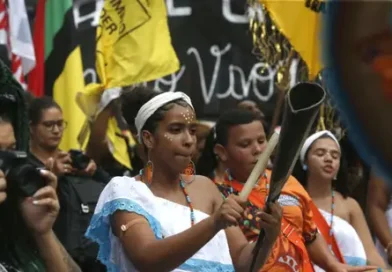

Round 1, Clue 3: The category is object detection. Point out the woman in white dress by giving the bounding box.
[85,87,282,272]
[296,131,385,270]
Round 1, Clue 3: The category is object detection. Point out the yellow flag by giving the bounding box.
[97,0,179,88]
[261,0,322,79]
[77,0,179,169]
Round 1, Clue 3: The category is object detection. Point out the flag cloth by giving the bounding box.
[29,0,85,151]
[77,0,179,169]
[8,0,36,75]
[260,0,323,79]
[27,0,45,97]
[0,0,7,44]
[0,0,35,88]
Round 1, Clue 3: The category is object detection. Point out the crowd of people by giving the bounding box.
[1,56,392,272]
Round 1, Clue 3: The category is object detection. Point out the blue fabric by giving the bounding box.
[179,258,234,272]
[344,256,367,267]
[85,198,163,272]
[322,0,392,185]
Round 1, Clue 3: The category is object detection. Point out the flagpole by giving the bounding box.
[268,49,294,137]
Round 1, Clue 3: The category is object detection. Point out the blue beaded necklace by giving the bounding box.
[329,189,335,237]
[180,180,195,226]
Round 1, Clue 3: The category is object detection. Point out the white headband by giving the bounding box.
[300,130,340,167]
[134,92,194,141]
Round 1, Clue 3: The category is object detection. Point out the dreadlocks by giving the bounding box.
[0,59,29,151]
[0,59,45,271]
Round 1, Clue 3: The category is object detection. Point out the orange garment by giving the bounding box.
[309,202,345,263]
[214,169,317,272]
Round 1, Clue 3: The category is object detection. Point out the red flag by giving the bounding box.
[0,0,9,46]
[28,0,45,97]
[0,0,34,89]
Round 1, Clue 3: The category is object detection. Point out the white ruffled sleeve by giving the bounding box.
[85,176,163,272]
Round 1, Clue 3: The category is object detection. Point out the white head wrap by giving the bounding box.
[300,130,340,167]
[134,92,194,141]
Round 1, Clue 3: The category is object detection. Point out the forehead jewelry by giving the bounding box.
[181,110,194,124]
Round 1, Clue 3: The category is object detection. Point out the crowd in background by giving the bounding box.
[1,57,392,272]
[0,0,390,271]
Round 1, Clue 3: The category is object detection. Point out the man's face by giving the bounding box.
[0,122,16,151]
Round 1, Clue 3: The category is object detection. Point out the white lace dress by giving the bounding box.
[85,176,234,272]
[313,210,366,271]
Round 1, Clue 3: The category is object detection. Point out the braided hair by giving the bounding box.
[0,59,29,151]
[0,60,45,271]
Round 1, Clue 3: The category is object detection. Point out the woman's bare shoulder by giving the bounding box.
[188,175,220,194]
[194,175,216,186]
[343,196,364,217]
[188,175,223,210]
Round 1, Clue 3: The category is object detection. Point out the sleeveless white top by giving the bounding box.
[313,210,367,271]
[85,176,234,272]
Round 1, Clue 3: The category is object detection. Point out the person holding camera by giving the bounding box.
[28,97,110,182]
[27,97,108,271]
[0,114,81,272]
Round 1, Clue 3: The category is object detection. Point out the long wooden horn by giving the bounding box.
[250,82,326,272]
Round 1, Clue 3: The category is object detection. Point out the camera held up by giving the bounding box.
[69,149,90,170]
[0,150,45,197]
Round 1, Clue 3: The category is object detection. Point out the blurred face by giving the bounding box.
[193,136,207,162]
[0,122,16,151]
[306,137,341,181]
[238,100,265,119]
[30,107,65,151]
[193,125,211,162]
[146,104,197,173]
[219,120,266,183]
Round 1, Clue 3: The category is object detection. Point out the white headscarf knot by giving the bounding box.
[134,92,194,142]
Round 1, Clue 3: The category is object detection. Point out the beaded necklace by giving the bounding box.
[180,180,195,226]
[227,171,269,201]
[329,189,335,237]
[140,170,195,227]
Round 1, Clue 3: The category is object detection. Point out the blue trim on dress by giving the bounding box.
[322,1,392,184]
[85,198,163,272]
[179,258,234,272]
[344,256,367,267]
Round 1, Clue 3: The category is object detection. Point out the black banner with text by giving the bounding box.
[28,0,288,120]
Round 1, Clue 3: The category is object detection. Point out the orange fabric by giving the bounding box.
[309,202,346,264]
[358,30,392,102]
[215,169,317,272]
